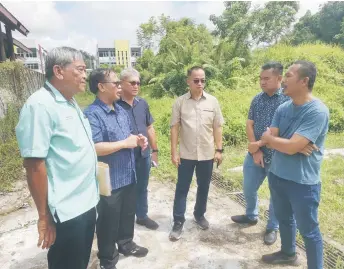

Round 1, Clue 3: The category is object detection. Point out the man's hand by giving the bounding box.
[37,214,56,249]
[124,135,139,149]
[299,143,319,156]
[138,134,148,151]
[151,152,158,166]
[214,152,223,166]
[261,127,273,145]
[248,141,260,154]
[252,150,264,168]
[171,152,180,167]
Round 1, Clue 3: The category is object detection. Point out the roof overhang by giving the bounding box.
[0,3,29,36]
[1,31,32,53]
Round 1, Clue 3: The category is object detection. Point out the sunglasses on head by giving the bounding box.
[129,81,141,86]
[100,81,121,87]
[193,79,206,84]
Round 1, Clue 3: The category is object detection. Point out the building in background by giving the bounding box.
[17,39,48,74]
[130,46,142,67]
[97,40,142,68]
[0,3,30,62]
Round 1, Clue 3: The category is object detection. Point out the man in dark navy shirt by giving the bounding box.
[118,68,159,230]
[84,69,149,269]
[231,62,289,245]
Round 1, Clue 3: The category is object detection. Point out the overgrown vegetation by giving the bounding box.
[0,62,44,191]
[0,105,23,191]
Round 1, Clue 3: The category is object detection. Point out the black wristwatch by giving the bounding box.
[216,149,224,153]
[152,149,159,153]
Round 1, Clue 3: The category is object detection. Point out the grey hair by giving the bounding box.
[120,67,140,81]
[45,47,84,79]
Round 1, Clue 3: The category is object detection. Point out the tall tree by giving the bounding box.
[290,1,344,46]
[210,1,299,48]
[252,1,299,45]
[136,14,172,51]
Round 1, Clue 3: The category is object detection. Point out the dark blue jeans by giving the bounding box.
[135,156,151,219]
[173,158,213,223]
[269,172,323,269]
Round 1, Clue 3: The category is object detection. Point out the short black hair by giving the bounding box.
[261,61,283,76]
[293,60,317,91]
[89,68,115,94]
[187,66,204,77]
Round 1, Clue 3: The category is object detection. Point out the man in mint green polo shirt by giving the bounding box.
[15,47,99,269]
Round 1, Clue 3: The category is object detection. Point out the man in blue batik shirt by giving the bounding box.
[260,60,328,269]
[84,69,149,269]
[231,62,289,245]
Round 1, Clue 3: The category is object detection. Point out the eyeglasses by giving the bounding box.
[193,79,206,84]
[128,81,141,86]
[100,81,121,87]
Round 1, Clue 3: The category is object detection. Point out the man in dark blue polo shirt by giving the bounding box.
[231,62,289,245]
[117,68,159,230]
[84,69,149,269]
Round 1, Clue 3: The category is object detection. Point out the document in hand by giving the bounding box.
[97,162,112,196]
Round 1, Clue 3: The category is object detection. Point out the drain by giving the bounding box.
[211,177,344,269]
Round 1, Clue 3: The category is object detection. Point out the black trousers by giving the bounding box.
[96,183,136,269]
[47,207,96,269]
[173,159,214,222]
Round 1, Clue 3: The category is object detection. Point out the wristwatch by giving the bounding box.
[216,149,224,153]
[152,149,159,153]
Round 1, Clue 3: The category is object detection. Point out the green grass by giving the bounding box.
[325,132,344,149]
[75,90,95,108]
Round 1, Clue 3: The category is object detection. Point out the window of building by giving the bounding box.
[99,51,108,57]
[25,63,39,70]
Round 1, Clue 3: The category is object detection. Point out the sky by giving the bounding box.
[2,0,328,55]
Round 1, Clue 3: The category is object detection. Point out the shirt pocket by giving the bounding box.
[201,108,214,126]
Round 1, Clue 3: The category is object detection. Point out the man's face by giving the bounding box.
[282,64,306,97]
[260,69,281,92]
[187,69,206,92]
[121,76,140,97]
[61,60,87,94]
[99,72,122,102]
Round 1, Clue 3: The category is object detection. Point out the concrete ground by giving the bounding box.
[0,179,306,269]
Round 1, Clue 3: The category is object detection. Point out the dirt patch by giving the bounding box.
[0,177,31,216]
[0,179,306,269]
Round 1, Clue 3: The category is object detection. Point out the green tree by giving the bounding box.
[290,2,344,46]
[136,14,172,51]
[252,1,299,45]
[99,64,125,74]
[210,1,299,49]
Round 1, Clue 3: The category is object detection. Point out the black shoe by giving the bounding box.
[262,251,300,265]
[118,242,148,258]
[99,264,117,269]
[231,215,258,225]
[194,216,209,230]
[136,217,159,230]
[169,221,184,241]
[264,229,278,245]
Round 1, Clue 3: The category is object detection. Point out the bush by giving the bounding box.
[0,105,23,191]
